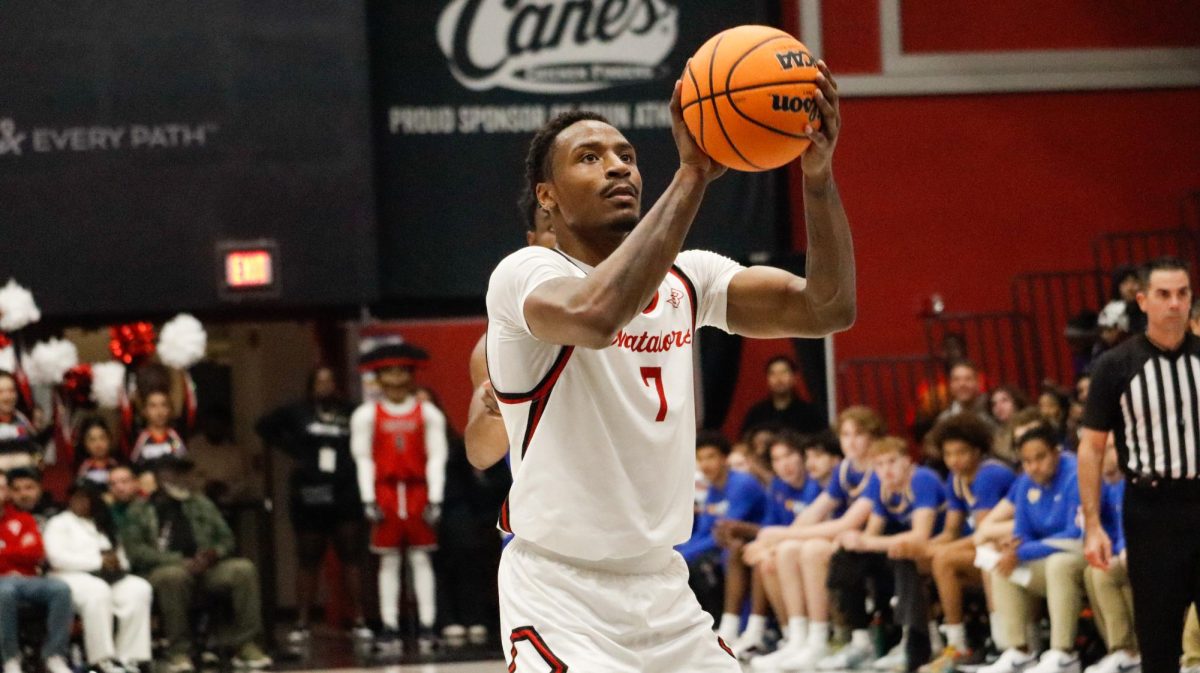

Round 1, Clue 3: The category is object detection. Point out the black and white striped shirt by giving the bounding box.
[1084,333,1200,480]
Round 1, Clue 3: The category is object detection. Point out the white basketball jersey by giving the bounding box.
[486,246,743,561]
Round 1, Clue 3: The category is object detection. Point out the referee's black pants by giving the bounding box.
[1124,481,1200,673]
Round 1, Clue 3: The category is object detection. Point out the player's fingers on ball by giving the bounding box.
[805,125,830,148]
[814,87,835,120]
[817,59,838,90]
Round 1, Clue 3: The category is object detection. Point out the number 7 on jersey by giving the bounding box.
[640,366,667,422]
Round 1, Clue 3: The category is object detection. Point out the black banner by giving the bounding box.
[0,2,377,319]
[370,0,787,303]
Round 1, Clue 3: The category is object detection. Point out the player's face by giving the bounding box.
[696,445,726,483]
[0,376,16,416]
[990,390,1015,423]
[949,365,979,405]
[85,426,111,459]
[526,208,557,248]
[766,361,795,396]
[1019,438,1059,485]
[872,451,910,491]
[942,439,980,476]
[804,448,838,483]
[769,443,803,484]
[1138,270,1191,335]
[541,121,641,235]
[143,392,171,428]
[839,420,870,461]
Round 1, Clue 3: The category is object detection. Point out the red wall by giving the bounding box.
[824,88,1200,360]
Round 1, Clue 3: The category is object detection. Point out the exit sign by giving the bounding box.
[217,239,280,300]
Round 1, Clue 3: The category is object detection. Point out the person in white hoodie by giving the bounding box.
[43,482,152,673]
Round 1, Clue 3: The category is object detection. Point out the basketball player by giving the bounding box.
[486,60,851,671]
[464,189,556,469]
[351,343,447,654]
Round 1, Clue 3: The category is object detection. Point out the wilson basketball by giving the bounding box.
[680,25,821,172]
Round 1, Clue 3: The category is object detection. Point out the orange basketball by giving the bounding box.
[680,25,821,172]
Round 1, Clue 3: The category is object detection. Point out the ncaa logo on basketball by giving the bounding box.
[774,49,815,71]
[436,0,679,94]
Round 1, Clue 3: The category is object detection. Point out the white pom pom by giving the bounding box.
[91,361,127,409]
[0,345,14,374]
[27,338,79,386]
[158,313,207,369]
[0,279,41,332]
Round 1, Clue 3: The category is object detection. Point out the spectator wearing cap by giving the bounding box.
[119,455,271,672]
[1092,300,1131,365]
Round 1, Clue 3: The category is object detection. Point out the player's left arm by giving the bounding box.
[464,332,510,470]
[726,62,855,339]
[423,404,448,506]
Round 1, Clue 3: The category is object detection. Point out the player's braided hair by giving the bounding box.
[524,110,611,199]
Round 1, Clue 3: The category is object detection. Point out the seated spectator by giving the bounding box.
[937,361,997,430]
[0,471,73,673]
[76,418,122,488]
[748,406,885,672]
[720,431,835,657]
[43,482,152,672]
[119,456,270,672]
[1092,300,1131,363]
[106,465,144,531]
[922,414,1016,673]
[982,428,1085,673]
[740,356,827,437]
[1037,386,1069,438]
[677,431,768,632]
[0,371,40,473]
[739,426,778,486]
[7,467,61,529]
[988,385,1029,464]
[129,390,187,469]
[827,436,947,672]
[1081,438,1138,673]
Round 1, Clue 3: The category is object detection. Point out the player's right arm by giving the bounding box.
[522,78,724,349]
[464,333,510,470]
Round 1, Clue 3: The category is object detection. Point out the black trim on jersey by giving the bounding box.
[669,264,698,328]
[509,625,568,672]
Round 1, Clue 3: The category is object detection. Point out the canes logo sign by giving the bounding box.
[437,0,678,93]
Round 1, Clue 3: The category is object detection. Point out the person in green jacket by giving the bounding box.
[119,456,271,672]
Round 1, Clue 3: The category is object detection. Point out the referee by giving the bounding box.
[1081,257,1199,673]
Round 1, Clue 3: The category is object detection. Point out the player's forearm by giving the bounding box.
[1077,429,1107,528]
[574,167,709,343]
[465,398,509,470]
[791,174,855,332]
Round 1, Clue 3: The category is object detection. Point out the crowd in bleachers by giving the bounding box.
[678,277,1200,673]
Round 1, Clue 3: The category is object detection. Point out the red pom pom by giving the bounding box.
[62,364,94,407]
[109,322,157,365]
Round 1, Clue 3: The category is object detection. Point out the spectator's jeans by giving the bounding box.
[146,559,263,656]
[0,575,74,661]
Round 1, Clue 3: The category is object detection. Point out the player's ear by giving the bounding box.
[536,182,556,212]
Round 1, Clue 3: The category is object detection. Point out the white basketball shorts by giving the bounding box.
[498,537,741,672]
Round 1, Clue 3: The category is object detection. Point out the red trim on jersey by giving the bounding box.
[668,265,697,329]
[498,497,512,533]
[494,345,574,404]
[509,626,568,672]
[717,635,735,658]
[641,290,659,314]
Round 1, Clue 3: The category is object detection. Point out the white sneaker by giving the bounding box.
[4,658,21,673]
[1084,651,1140,673]
[467,624,488,645]
[873,642,908,671]
[44,656,72,673]
[1181,665,1200,673]
[733,631,768,660]
[1028,650,1080,673]
[750,639,807,672]
[979,649,1037,673]
[818,643,876,671]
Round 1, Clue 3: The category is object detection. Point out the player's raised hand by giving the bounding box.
[800,60,841,180]
[670,65,726,183]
